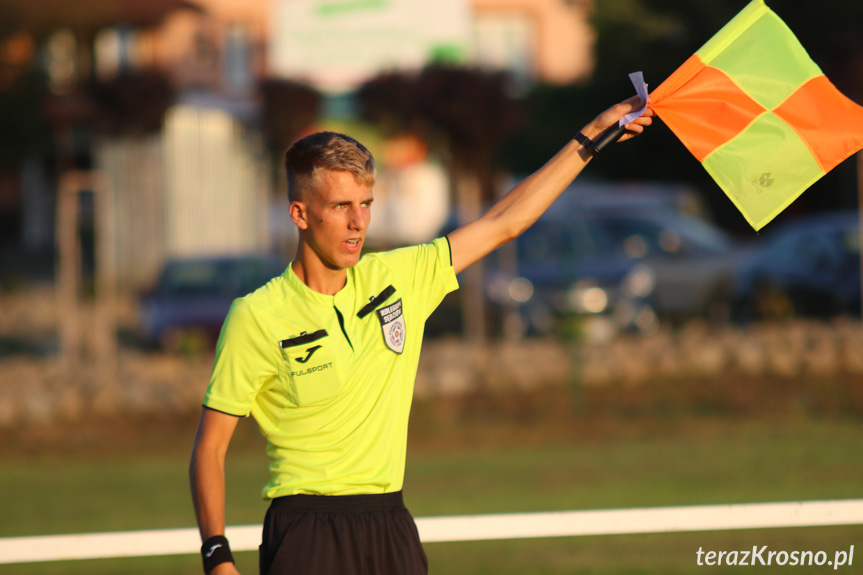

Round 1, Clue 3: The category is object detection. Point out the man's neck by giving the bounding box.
[291,255,348,296]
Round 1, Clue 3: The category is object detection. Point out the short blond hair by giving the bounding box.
[284,132,376,202]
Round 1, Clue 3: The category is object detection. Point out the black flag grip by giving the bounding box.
[590,123,629,154]
[574,123,629,156]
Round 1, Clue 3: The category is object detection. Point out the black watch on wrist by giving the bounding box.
[574,131,597,156]
[575,123,629,156]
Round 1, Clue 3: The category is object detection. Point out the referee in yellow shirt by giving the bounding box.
[189,97,653,575]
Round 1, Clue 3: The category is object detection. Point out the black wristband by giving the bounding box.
[201,535,234,574]
[574,131,597,156]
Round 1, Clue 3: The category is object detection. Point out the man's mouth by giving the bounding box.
[344,238,362,252]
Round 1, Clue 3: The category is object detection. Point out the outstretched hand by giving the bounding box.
[582,95,655,144]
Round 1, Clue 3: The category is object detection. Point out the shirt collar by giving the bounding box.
[285,262,355,308]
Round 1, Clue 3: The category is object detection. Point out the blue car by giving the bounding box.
[138,254,287,351]
[732,211,862,321]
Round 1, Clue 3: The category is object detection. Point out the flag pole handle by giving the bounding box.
[590,124,629,154]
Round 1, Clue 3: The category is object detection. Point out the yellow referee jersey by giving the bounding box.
[204,237,458,499]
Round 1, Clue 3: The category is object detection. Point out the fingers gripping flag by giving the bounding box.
[650,0,863,231]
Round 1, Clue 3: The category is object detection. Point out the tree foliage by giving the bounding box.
[358,64,523,202]
[0,68,50,168]
[258,78,321,154]
[87,69,174,136]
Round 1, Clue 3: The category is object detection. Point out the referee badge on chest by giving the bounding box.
[376,298,405,354]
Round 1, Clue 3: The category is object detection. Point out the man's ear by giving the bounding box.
[289,201,309,230]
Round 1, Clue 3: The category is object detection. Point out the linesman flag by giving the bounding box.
[650,0,863,230]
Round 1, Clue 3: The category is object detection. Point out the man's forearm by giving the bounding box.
[448,138,593,274]
[190,407,240,541]
[190,407,241,573]
[190,447,229,539]
[482,100,644,242]
[448,97,653,274]
[484,139,593,242]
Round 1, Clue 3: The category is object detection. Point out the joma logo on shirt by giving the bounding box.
[296,345,322,364]
[291,362,334,377]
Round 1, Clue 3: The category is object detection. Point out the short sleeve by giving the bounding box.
[378,237,459,320]
[204,297,279,416]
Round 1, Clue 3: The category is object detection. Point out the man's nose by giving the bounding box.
[347,206,365,230]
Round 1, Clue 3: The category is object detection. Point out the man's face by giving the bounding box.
[295,169,373,271]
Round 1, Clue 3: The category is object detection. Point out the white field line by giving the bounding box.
[2,499,863,564]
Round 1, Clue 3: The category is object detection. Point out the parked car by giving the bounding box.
[484,210,651,340]
[594,209,748,324]
[481,197,747,339]
[731,211,861,321]
[138,254,287,351]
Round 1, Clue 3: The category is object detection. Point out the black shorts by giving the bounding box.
[259,491,428,575]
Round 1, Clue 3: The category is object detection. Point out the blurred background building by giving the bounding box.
[0,0,596,290]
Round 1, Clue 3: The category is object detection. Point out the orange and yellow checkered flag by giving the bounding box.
[650,0,863,230]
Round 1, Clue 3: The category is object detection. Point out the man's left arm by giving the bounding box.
[448,96,654,275]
